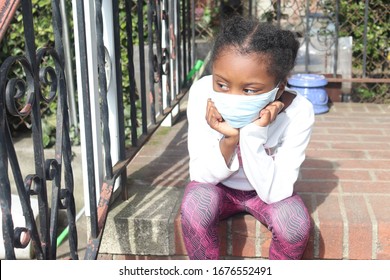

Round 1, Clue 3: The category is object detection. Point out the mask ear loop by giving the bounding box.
[273,81,282,101]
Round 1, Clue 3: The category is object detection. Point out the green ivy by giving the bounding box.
[337,0,389,75]
[0,0,59,147]
[336,0,389,103]
[0,0,148,148]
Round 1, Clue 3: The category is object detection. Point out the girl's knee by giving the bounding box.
[273,215,311,246]
[181,183,221,226]
[270,197,311,244]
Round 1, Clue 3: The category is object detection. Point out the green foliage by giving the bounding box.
[118,1,148,97]
[1,0,148,148]
[352,83,390,104]
[338,0,389,76]
[322,0,389,103]
[0,0,59,147]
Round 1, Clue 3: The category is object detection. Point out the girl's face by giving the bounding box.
[212,48,278,96]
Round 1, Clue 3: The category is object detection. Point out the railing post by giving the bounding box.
[21,0,51,259]
[59,0,78,132]
[362,0,369,78]
[72,0,100,238]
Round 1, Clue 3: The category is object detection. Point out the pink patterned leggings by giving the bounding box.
[180,181,311,260]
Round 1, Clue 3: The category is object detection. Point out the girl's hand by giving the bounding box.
[253,100,284,127]
[206,98,239,138]
[206,98,239,166]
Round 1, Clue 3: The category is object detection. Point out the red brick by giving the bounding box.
[341,182,390,194]
[259,223,272,258]
[335,170,372,181]
[300,169,371,181]
[361,135,390,142]
[218,220,228,256]
[349,107,370,113]
[300,169,337,181]
[295,181,338,194]
[306,142,330,149]
[331,142,390,151]
[316,194,344,259]
[361,104,388,113]
[310,134,359,142]
[376,116,390,122]
[328,128,384,135]
[368,150,390,160]
[336,160,390,170]
[301,157,334,169]
[300,194,315,260]
[231,215,256,257]
[311,127,329,134]
[366,196,390,260]
[306,149,367,159]
[314,122,351,128]
[231,214,257,257]
[377,222,390,260]
[343,196,372,259]
[315,116,352,122]
[302,158,337,169]
[350,123,390,129]
[374,171,390,181]
[326,116,373,122]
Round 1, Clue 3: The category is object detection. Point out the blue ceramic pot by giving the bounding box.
[288,73,329,114]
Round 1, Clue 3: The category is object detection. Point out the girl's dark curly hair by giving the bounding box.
[211,16,300,84]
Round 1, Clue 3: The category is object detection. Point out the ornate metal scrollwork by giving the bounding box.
[2,56,35,118]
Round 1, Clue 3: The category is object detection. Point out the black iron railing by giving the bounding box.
[0,0,78,260]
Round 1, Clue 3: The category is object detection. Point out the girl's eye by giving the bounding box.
[218,83,229,91]
[244,89,258,95]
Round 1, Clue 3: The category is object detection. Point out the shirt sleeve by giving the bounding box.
[187,76,239,184]
[239,100,314,204]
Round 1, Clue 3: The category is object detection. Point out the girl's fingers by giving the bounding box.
[206,98,239,137]
[256,109,271,126]
[255,100,283,127]
[263,100,284,123]
[206,99,222,122]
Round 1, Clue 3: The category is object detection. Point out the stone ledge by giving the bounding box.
[99,185,184,256]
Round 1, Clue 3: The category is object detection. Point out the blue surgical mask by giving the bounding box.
[212,86,279,128]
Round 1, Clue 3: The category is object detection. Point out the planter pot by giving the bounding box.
[288,73,329,114]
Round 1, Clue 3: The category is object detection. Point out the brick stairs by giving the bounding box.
[98,101,390,260]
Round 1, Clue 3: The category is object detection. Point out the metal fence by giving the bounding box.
[195,0,389,102]
[0,0,195,260]
[0,0,77,260]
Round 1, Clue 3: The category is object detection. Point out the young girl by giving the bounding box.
[181,16,315,260]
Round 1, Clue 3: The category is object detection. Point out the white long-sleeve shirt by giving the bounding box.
[187,75,315,204]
